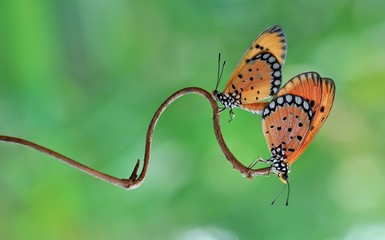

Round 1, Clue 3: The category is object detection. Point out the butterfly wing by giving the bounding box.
[262,94,314,163]
[230,25,287,70]
[276,72,336,165]
[263,72,336,165]
[223,25,287,105]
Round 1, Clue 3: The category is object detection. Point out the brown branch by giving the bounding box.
[0,87,270,189]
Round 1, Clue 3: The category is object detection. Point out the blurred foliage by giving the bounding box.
[0,0,385,239]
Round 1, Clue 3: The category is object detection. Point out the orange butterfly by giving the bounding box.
[255,72,335,203]
[213,25,287,118]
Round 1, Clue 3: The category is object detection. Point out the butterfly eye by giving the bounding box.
[282,173,289,181]
[279,173,288,184]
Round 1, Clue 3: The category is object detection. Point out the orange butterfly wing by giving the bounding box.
[262,72,336,165]
[226,25,287,81]
[262,94,314,164]
[222,25,287,111]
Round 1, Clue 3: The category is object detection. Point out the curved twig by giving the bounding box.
[0,87,270,189]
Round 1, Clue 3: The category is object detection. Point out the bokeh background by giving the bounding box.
[0,0,384,239]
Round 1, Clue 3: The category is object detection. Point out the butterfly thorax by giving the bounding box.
[213,90,242,109]
[268,144,290,183]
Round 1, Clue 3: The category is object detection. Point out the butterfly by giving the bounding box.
[213,25,287,119]
[253,72,335,205]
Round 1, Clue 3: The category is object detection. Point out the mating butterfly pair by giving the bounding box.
[213,25,336,204]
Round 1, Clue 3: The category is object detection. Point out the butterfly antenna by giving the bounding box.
[271,183,288,206]
[285,180,291,206]
[215,53,226,91]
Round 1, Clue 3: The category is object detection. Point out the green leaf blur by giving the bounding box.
[0,0,384,239]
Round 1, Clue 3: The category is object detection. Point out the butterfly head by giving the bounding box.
[212,89,222,104]
[212,89,219,97]
[278,172,289,184]
[212,89,224,104]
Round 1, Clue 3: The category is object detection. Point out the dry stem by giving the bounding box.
[0,87,270,189]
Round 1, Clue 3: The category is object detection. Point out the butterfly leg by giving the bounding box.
[248,156,268,169]
[217,106,235,122]
[227,108,235,123]
[218,107,227,113]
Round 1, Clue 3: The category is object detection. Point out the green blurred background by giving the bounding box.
[0,0,384,239]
